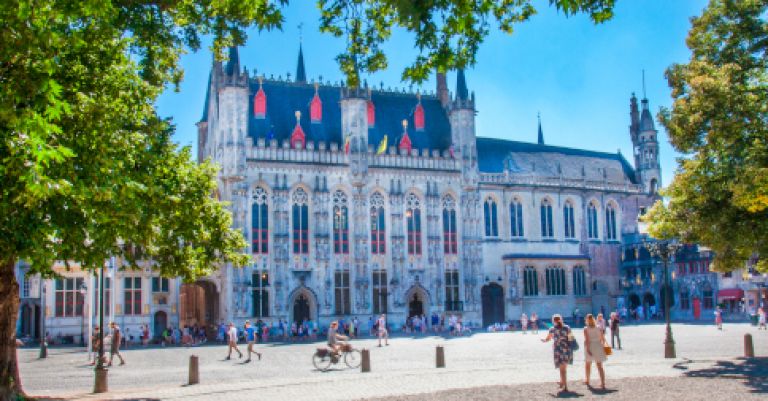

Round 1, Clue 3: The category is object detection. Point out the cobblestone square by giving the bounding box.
[18,323,768,400]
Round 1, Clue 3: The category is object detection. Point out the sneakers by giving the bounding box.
[225,356,231,360]
[244,359,251,363]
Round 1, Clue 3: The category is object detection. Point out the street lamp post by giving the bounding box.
[39,279,47,359]
[79,282,87,346]
[638,220,680,359]
[94,262,108,393]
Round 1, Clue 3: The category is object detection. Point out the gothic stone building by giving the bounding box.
[194,46,661,330]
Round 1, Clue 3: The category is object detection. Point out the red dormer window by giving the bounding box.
[367,100,375,127]
[291,111,306,149]
[310,91,322,123]
[414,102,425,131]
[254,88,266,119]
[399,132,412,153]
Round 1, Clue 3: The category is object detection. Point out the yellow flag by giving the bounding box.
[376,135,388,155]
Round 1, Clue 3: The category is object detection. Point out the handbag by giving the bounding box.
[567,332,579,351]
[604,345,612,356]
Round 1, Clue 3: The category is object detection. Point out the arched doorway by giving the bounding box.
[293,294,310,323]
[180,280,219,328]
[642,292,656,319]
[408,293,424,318]
[629,293,641,309]
[481,283,505,327]
[153,311,168,338]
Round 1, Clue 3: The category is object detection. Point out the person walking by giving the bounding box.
[107,322,125,366]
[225,322,243,360]
[244,320,262,363]
[715,307,723,330]
[521,313,529,334]
[596,313,607,336]
[583,314,607,389]
[89,326,101,366]
[541,314,573,393]
[377,314,389,347]
[758,307,767,330]
[610,312,622,349]
[530,312,539,334]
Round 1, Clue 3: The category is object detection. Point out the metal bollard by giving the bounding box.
[436,345,445,368]
[188,355,199,385]
[744,334,754,358]
[361,348,371,373]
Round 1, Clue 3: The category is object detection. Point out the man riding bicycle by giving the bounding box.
[327,321,349,356]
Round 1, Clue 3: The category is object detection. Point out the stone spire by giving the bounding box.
[456,69,469,101]
[296,43,307,83]
[224,46,240,76]
[436,70,449,107]
[537,113,544,145]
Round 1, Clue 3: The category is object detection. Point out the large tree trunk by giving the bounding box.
[0,256,24,401]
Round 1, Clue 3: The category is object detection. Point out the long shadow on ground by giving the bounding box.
[684,357,768,394]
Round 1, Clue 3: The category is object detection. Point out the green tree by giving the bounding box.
[646,0,768,273]
[0,1,615,399]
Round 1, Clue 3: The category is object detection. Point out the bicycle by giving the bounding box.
[312,343,362,371]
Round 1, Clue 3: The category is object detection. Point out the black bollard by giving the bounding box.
[361,348,371,373]
[744,334,754,358]
[189,355,199,385]
[436,345,445,368]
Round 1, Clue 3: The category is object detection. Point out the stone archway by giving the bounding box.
[180,280,219,328]
[288,286,318,325]
[481,283,505,327]
[404,284,429,318]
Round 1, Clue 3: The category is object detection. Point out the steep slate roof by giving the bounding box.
[247,80,452,151]
[476,137,638,184]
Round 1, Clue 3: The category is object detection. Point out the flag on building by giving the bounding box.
[376,135,388,155]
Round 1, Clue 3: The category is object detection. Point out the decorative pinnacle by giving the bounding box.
[295,110,301,122]
[402,119,408,131]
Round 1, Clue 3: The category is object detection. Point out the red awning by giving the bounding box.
[717,288,744,300]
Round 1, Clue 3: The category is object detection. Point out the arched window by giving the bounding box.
[442,195,458,254]
[332,190,349,254]
[510,199,524,238]
[523,266,538,297]
[483,198,498,237]
[563,200,575,239]
[540,199,554,238]
[370,192,386,254]
[251,186,269,254]
[587,202,599,239]
[572,266,586,296]
[546,266,566,296]
[292,188,309,254]
[406,193,422,255]
[605,203,617,241]
[649,179,658,194]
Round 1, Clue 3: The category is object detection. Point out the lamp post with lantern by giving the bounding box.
[637,219,680,359]
[39,279,47,359]
[79,282,87,346]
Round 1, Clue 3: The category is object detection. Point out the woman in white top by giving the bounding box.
[596,313,606,335]
[584,313,607,389]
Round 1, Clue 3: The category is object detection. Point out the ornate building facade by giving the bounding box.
[192,45,661,330]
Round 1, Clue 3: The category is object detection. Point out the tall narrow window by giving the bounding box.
[703,287,714,309]
[572,266,587,296]
[563,201,575,239]
[523,267,538,296]
[334,270,351,315]
[445,269,461,311]
[370,192,386,254]
[251,187,269,254]
[333,190,349,254]
[587,202,599,239]
[252,271,270,317]
[151,277,169,293]
[540,199,554,238]
[510,199,524,238]
[484,198,498,237]
[55,277,85,317]
[546,267,566,296]
[406,193,422,255]
[292,188,309,254]
[680,291,690,310]
[124,277,142,315]
[442,195,458,254]
[605,204,617,241]
[372,269,388,314]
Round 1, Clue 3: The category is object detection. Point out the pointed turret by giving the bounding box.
[629,93,640,143]
[436,70,449,107]
[639,97,656,132]
[537,113,544,145]
[456,69,469,101]
[296,44,307,83]
[224,46,240,76]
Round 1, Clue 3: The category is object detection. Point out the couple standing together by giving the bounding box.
[541,314,609,393]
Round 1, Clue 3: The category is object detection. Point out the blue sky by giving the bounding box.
[157,0,709,187]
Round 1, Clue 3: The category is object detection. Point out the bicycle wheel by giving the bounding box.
[344,349,362,369]
[313,352,333,371]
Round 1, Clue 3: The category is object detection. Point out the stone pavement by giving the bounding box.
[17,323,768,400]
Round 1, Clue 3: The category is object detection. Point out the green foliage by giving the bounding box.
[318,0,615,86]
[648,0,768,272]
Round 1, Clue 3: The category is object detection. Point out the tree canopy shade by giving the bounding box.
[645,0,768,273]
[0,0,616,399]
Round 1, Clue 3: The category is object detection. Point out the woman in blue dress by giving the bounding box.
[541,314,573,392]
